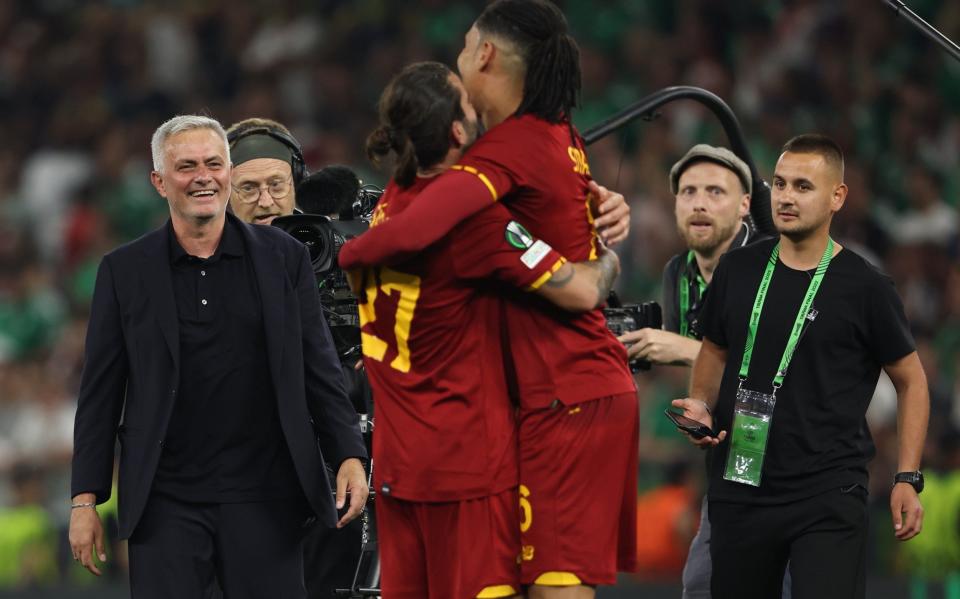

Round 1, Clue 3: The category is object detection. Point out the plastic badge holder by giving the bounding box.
[723,386,777,487]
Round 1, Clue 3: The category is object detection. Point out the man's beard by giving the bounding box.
[678,217,738,255]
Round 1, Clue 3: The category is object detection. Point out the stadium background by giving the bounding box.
[1,0,959,597]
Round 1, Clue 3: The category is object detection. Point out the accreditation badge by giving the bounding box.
[723,386,777,487]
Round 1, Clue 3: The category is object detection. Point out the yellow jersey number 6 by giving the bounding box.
[358,267,422,373]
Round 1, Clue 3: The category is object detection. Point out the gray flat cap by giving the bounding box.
[669,144,752,195]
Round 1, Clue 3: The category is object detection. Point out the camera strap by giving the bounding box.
[678,250,708,338]
[739,238,834,393]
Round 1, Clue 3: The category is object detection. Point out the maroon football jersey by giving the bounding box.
[359,176,565,502]
[453,116,635,408]
[341,115,635,408]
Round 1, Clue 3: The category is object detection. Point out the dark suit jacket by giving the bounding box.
[71,213,367,539]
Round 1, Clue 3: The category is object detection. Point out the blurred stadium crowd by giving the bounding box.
[1,0,960,593]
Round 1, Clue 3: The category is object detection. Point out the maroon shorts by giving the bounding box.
[518,392,639,586]
[378,487,520,599]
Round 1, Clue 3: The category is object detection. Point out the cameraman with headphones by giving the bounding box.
[226,118,305,225]
[618,144,782,599]
[226,117,364,599]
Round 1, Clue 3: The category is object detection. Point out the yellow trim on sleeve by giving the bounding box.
[584,196,599,260]
[476,584,518,598]
[451,164,498,201]
[525,258,567,292]
[533,572,583,586]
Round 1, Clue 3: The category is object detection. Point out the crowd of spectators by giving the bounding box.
[1,0,959,592]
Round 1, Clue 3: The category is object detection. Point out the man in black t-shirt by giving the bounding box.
[674,134,929,599]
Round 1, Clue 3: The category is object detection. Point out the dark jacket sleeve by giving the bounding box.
[71,256,128,502]
[294,244,367,468]
[661,254,682,333]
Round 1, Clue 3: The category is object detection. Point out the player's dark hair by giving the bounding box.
[366,62,464,188]
[781,134,845,176]
[296,165,360,218]
[475,0,581,124]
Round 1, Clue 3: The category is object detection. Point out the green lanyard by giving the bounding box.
[679,251,708,338]
[739,239,835,392]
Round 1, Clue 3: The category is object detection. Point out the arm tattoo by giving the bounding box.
[590,250,619,306]
[542,250,618,308]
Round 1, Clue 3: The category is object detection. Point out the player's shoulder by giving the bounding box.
[377,177,433,220]
[470,115,555,150]
[451,202,517,249]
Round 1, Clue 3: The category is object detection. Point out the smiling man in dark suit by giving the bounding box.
[68,114,368,599]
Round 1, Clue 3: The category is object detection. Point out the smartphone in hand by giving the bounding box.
[664,408,713,439]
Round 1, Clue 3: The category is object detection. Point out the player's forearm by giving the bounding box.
[338,172,493,269]
[689,337,726,406]
[540,248,619,311]
[590,248,620,306]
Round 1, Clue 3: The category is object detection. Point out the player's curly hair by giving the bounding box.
[476,0,581,125]
[366,62,465,188]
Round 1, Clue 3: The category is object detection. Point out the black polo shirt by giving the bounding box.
[153,219,301,503]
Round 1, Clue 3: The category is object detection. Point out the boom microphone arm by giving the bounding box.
[582,86,776,236]
[883,0,960,64]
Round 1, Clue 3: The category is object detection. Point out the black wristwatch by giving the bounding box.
[894,471,924,494]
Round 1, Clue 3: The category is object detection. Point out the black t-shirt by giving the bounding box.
[700,238,915,504]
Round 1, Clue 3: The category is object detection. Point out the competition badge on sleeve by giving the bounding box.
[506,220,553,269]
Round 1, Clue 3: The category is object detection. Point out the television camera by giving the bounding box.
[273,183,383,598]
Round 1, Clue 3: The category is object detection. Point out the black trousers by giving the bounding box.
[708,485,868,599]
[303,516,363,599]
[128,493,312,599]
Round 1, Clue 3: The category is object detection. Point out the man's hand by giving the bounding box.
[618,328,701,366]
[335,457,369,528]
[670,398,726,448]
[589,181,630,247]
[890,483,923,541]
[68,494,106,576]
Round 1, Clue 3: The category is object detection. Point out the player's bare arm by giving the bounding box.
[538,247,620,311]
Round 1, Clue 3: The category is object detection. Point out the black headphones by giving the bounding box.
[227,125,307,185]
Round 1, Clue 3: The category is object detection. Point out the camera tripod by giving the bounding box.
[334,414,381,598]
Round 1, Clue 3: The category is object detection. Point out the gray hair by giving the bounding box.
[150,115,230,172]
